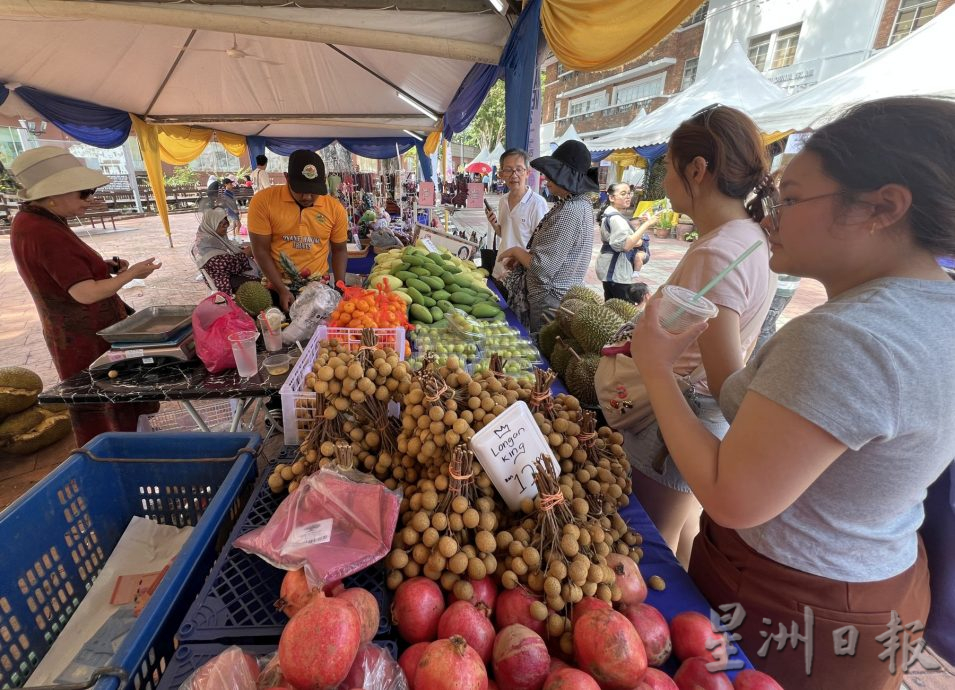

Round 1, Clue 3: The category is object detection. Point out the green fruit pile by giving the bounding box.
[368,245,504,326]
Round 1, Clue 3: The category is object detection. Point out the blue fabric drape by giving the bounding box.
[246,136,268,166]
[502,0,542,151]
[635,143,668,163]
[442,63,502,140]
[591,150,612,162]
[415,141,433,181]
[338,137,415,159]
[0,84,8,107]
[250,136,336,157]
[15,85,131,149]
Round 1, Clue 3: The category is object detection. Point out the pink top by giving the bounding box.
[665,218,775,396]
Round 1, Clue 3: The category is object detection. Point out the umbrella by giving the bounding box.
[465,161,492,175]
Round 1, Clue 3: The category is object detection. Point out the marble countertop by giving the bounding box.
[39,347,295,405]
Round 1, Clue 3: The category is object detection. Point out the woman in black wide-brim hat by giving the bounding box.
[498,140,598,336]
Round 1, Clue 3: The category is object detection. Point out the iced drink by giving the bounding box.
[658,285,719,334]
[228,330,259,377]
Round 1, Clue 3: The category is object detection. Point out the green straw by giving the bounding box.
[662,240,765,329]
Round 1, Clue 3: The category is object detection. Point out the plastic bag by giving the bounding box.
[338,643,408,690]
[234,468,401,588]
[283,282,340,345]
[179,646,259,690]
[192,292,257,373]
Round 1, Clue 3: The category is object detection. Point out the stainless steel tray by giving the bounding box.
[97,305,194,343]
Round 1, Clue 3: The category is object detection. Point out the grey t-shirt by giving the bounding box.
[719,276,955,582]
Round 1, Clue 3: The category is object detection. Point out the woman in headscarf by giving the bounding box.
[193,207,258,294]
[9,147,161,445]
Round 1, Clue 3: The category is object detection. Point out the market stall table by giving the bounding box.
[38,347,295,432]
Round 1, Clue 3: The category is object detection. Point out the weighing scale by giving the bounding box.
[89,327,196,373]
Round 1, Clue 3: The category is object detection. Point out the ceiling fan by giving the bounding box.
[181,34,283,65]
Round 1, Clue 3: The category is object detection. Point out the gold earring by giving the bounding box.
[48,200,56,208]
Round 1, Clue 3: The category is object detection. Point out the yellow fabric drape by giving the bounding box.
[541,0,706,71]
[424,128,442,157]
[129,115,172,246]
[605,150,646,169]
[762,130,795,146]
[216,130,248,158]
[155,125,213,165]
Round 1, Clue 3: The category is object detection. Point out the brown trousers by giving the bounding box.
[689,514,931,690]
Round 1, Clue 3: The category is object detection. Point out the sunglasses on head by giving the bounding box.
[78,189,97,200]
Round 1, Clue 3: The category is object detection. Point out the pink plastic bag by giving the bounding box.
[239,224,249,236]
[234,468,401,587]
[180,646,259,690]
[192,292,257,373]
[339,643,408,690]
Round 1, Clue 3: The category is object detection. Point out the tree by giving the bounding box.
[459,79,505,151]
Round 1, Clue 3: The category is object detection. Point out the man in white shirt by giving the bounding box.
[251,154,271,194]
[484,148,549,296]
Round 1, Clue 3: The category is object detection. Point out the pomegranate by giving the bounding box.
[573,608,647,690]
[733,669,785,690]
[495,588,546,636]
[276,568,317,617]
[278,593,361,690]
[415,635,488,690]
[620,603,672,667]
[670,612,722,662]
[450,576,499,613]
[339,643,397,690]
[487,682,499,690]
[570,596,610,625]
[492,624,550,690]
[633,668,679,690]
[398,642,429,690]
[548,658,570,674]
[606,553,647,607]
[437,601,496,663]
[673,657,733,690]
[541,667,601,690]
[393,577,445,643]
[336,587,380,644]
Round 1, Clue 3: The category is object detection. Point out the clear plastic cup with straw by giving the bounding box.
[258,312,283,352]
[659,240,765,334]
[228,330,260,377]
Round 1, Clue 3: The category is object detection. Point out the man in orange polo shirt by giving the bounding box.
[248,150,348,311]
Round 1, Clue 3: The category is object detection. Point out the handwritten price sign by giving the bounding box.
[470,401,559,511]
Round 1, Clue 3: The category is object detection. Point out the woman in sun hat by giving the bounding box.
[9,146,162,445]
[498,139,598,336]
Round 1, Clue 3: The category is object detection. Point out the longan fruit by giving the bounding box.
[453,579,474,602]
[386,570,404,590]
[501,570,519,590]
[448,551,469,575]
[467,557,487,580]
[422,527,440,548]
[529,601,549,622]
[438,535,459,558]
[451,495,469,514]
[462,508,480,529]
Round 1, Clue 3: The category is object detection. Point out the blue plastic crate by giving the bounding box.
[0,432,261,690]
[155,639,398,690]
[177,467,392,644]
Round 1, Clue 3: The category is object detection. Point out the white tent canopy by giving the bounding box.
[0,2,511,139]
[550,123,582,151]
[489,141,505,162]
[751,8,955,134]
[467,147,491,167]
[589,42,786,152]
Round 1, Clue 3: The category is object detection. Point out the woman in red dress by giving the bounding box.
[9,147,162,445]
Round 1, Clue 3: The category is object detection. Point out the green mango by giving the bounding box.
[409,304,433,323]
[422,296,437,308]
[429,306,444,323]
[436,299,454,313]
[395,270,418,283]
[449,291,478,305]
[471,302,502,319]
[432,290,451,301]
[410,266,431,277]
[404,254,426,267]
[406,286,426,305]
[420,275,445,291]
[406,278,432,295]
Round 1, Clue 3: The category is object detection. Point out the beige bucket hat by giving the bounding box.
[10,146,110,201]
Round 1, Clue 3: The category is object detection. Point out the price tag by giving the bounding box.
[290,518,333,546]
[125,349,145,360]
[421,237,439,253]
[469,401,558,511]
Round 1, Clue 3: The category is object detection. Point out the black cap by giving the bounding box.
[287,149,328,195]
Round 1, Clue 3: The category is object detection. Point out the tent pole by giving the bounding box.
[2,0,502,64]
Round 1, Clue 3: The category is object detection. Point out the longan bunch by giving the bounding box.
[268,393,344,493]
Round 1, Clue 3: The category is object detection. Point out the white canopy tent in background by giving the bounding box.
[550,123,582,151]
[751,7,955,134]
[589,42,787,152]
[0,2,509,139]
[489,141,506,162]
[467,147,491,168]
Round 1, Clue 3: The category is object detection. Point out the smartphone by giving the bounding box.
[483,198,492,212]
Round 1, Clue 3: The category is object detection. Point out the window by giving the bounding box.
[748,34,770,71]
[568,92,608,116]
[0,127,24,168]
[557,63,573,78]
[681,58,699,91]
[613,75,665,106]
[890,0,937,44]
[771,25,801,69]
[682,1,709,27]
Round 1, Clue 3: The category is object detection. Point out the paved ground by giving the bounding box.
[0,200,951,687]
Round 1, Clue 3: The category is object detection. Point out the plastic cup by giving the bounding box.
[658,285,719,334]
[228,330,260,377]
[263,354,291,376]
[257,314,284,352]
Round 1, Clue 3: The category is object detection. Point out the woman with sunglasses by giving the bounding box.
[9,147,161,445]
[630,97,955,688]
[595,182,656,300]
[618,106,775,566]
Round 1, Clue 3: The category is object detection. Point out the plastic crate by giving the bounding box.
[178,466,393,644]
[279,325,405,444]
[155,639,399,690]
[0,432,261,690]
